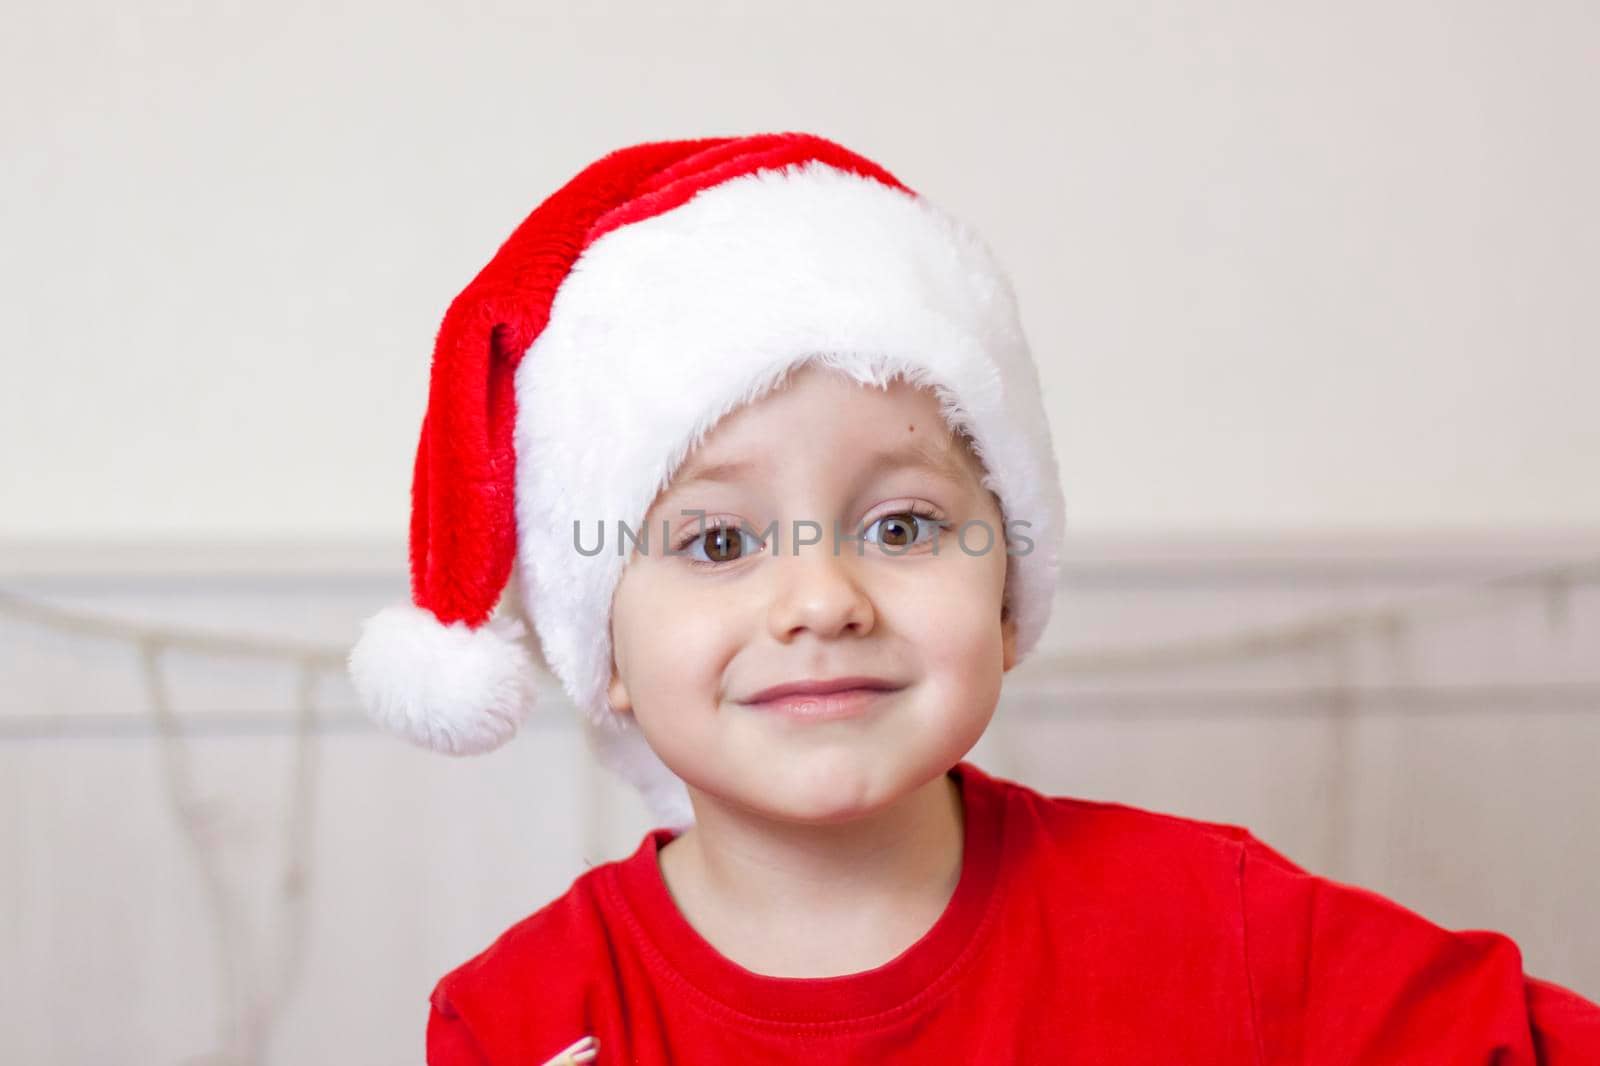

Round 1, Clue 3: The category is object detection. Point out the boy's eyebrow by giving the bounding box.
[668,457,763,490]
[668,441,972,499]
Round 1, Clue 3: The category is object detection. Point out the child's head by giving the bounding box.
[607,361,1016,824]
[348,133,1065,831]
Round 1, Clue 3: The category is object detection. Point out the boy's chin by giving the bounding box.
[688,754,943,826]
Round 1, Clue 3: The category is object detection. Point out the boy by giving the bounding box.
[348,133,1600,1063]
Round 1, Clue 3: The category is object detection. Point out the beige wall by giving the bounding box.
[2,2,1598,540]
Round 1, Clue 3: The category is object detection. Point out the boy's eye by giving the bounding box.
[676,507,949,568]
[863,509,943,550]
[681,522,763,566]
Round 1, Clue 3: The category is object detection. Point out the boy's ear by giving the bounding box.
[607,659,634,718]
[1001,602,1018,672]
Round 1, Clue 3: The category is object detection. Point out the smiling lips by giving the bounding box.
[740,676,905,721]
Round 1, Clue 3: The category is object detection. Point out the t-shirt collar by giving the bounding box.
[604,760,1009,1026]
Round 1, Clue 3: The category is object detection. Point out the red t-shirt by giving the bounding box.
[426,760,1600,1064]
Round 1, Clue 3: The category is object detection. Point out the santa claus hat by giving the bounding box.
[347,132,1065,831]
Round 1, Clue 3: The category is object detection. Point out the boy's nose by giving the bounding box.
[765,541,877,642]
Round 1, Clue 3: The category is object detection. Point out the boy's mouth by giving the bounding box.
[738,677,906,721]
[740,676,905,704]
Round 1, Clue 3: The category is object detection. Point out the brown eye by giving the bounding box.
[880,513,916,548]
[683,522,760,565]
[866,510,935,550]
[704,526,743,562]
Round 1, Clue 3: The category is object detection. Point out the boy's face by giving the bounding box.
[607,363,1018,825]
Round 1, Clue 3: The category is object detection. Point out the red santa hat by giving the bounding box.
[347,132,1066,831]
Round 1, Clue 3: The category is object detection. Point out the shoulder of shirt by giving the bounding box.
[972,762,1308,876]
[427,850,627,1031]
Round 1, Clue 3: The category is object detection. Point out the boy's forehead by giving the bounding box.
[648,368,986,511]
[687,370,961,466]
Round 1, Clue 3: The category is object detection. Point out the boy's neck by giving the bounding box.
[656,768,966,979]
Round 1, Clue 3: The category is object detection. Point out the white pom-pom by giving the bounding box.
[347,603,538,755]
